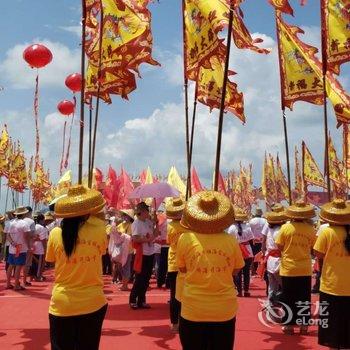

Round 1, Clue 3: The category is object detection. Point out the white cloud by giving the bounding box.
[60,25,82,38]
[0,39,80,89]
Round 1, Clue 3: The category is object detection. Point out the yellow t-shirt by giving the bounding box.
[46,216,107,316]
[167,220,188,272]
[177,232,244,322]
[275,222,316,277]
[314,226,350,296]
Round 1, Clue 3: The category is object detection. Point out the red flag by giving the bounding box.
[215,170,227,195]
[268,0,294,15]
[117,167,134,209]
[191,167,203,193]
[103,165,119,208]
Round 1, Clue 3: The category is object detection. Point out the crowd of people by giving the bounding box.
[0,185,349,350]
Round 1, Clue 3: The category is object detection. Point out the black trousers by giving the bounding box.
[251,243,262,274]
[129,254,154,306]
[281,276,311,325]
[234,258,253,294]
[179,316,236,350]
[157,247,169,288]
[168,271,181,324]
[49,304,107,350]
[102,253,112,275]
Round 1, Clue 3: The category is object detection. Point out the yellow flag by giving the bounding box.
[8,143,27,193]
[145,166,153,185]
[167,166,186,197]
[197,54,245,122]
[322,0,350,74]
[328,134,342,184]
[275,154,289,202]
[277,14,350,124]
[262,153,277,205]
[0,125,10,177]
[294,146,304,199]
[56,169,72,195]
[302,141,326,188]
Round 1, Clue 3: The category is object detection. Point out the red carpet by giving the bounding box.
[0,263,320,350]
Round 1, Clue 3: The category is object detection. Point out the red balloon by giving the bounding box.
[23,44,53,69]
[65,73,82,93]
[57,100,75,116]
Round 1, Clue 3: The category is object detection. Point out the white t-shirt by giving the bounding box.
[262,225,281,274]
[4,219,14,247]
[132,218,155,256]
[23,217,35,234]
[33,224,48,255]
[249,217,268,241]
[227,223,254,258]
[8,219,30,254]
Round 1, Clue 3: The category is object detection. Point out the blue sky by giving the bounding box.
[0,0,347,211]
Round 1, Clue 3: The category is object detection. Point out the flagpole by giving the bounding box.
[182,0,191,200]
[275,11,292,204]
[90,1,104,189]
[302,141,308,201]
[188,84,199,197]
[214,1,234,191]
[320,0,331,201]
[78,0,87,184]
[88,101,93,186]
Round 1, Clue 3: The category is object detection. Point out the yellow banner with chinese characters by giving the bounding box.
[275,154,289,202]
[197,54,245,122]
[0,125,10,177]
[294,146,304,200]
[328,133,343,184]
[302,141,326,188]
[277,14,350,124]
[322,0,350,74]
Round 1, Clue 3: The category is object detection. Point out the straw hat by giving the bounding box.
[166,197,185,220]
[14,206,29,216]
[234,208,249,222]
[266,204,288,225]
[55,185,106,218]
[119,209,135,220]
[285,200,315,220]
[180,190,234,233]
[44,211,55,221]
[0,215,5,223]
[320,199,350,225]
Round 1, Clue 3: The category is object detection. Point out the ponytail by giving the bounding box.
[345,225,350,254]
[61,216,86,257]
[238,222,243,236]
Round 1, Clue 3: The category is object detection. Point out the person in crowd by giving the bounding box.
[129,202,159,309]
[313,199,350,350]
[44,211,57,232]
[165,197,187,333]
[249,207,267,275]
[6,206,31,291]
[29,213,48,282]
[156,209,170,289]
[3,210,15,271]
[22,206,36,286]
[109,209,134,291]
[176,191,244,350]
[0,214,5,261]
[275,200,316,335]
[261,204,287,306]
[228,209,254,297]
[312,218,329,294]
[102,215,112,276]
[46,185,108,350]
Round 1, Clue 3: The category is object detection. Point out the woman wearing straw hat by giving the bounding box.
[262,204,288,306]
[228,209,254,297]
[165,197,187,333]
[177,191,244,350]
[6,206,31,291]
[46,185,107,350]
[275,200,316,335]
[313,199,350,350]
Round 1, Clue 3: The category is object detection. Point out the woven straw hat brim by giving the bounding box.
[180,191,234,234]
[119,209,135,219]
[285,204,315,220]
[55,185,106,218]
[320,201,350,225]
[166,211,183,220]
[0,215,5,222]
[14,208,29,216]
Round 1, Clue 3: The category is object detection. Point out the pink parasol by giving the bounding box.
[128,182,180,200]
